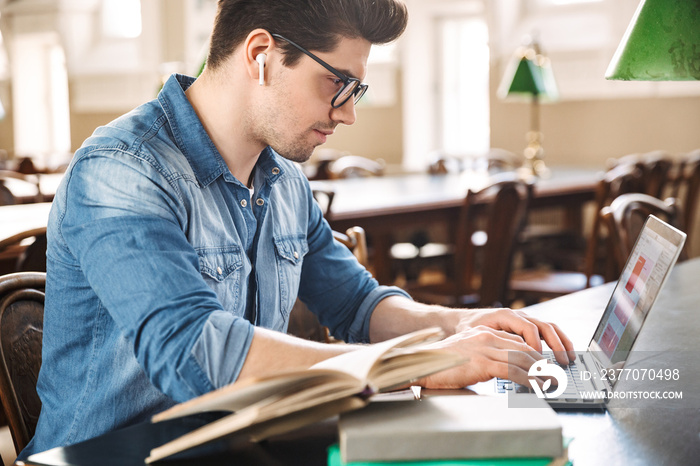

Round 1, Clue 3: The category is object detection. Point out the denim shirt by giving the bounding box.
[21,74,409,458]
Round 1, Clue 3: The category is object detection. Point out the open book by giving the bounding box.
[146,327,464,463]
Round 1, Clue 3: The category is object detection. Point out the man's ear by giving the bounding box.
[243,29,275,84]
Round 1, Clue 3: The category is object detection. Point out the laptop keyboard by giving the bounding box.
[496,353,589,397]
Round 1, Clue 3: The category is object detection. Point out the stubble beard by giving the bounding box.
[275,132,318,163]
[251,112,331,164]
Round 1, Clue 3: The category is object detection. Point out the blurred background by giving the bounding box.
[0,0,697,173]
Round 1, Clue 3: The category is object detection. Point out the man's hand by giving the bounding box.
[417,324,555,389]
[369,298,576,389]
[453,308,575,365]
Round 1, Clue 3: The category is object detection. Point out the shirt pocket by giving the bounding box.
[273,235,309,320]
[196,246,244,313]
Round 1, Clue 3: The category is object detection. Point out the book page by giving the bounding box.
[152,369,356,423]
[311,327,445,381]
[369,349,465,391]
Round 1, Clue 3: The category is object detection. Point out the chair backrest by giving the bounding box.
[0,181,16,206]
[332,226,368,267]
[477,148,523,173]
[311,187,335,219]
[0,272,45,454]
[453,173,532,307]
[18,232,48,272]
[17,158,39,175]
[0,227,48,274]
[0,170,43,204]
[600,193,686,274]
[612,151,673,198]
[327,155,385,179]
[675,150,700,244]
[582,163,644,284]
[427,154,463,174]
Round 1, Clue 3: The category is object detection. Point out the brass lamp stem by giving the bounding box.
[522,94,549,177]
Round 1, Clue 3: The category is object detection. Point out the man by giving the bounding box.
[21,0,574,459]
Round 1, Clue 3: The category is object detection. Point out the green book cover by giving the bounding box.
[327,443,570,466]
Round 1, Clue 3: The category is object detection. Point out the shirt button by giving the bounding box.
[293,251,299,259]
[272,167,280,175]
[256,198,264,206]
[217,266,223,275]
[240,199,247,208]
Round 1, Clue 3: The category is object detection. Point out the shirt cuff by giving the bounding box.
[180,311,255,397]
[346,285,412,343]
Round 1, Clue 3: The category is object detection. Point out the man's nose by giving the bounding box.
[330,99,357,126]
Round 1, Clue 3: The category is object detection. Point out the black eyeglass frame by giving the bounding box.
[271,33,368,108]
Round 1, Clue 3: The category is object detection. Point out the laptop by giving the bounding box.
[490,214,687,410]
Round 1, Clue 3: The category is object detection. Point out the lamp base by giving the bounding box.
[520,131,550,178]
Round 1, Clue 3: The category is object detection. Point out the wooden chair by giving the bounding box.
[0,182,15,206]
[427,153,463,174]
[311,186,335,219]
[16,158,40,175]
[306,148,346,180]
[476,148,523,173]
[0,271,45,455]
[671,150,700,248]
[391,150,523,283]
[0,170,43,204]
[332,227,369,267]
[0,228,48,275]
[601,194,686,274]
[327,155,385,179]
[403,173,532,308]
[510,163,643,304]
[287,227,368,343]
[611,150,674,198]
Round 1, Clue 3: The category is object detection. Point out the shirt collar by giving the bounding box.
[158,74,286,187]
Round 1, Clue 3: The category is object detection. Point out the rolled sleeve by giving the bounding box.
[346,285,412,343]
[184,312,255,394]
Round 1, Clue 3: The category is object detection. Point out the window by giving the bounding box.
[10,33,71,160]
[400,0,489,172]
[438,17,490,157]
[101,0,142,39]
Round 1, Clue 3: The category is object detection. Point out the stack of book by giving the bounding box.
[333,395,571,466]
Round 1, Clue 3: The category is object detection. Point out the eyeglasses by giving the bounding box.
[271,33,368,108]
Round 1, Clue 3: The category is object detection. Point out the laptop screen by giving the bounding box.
[588,215,686,365]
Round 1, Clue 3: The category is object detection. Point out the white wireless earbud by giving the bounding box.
[256,53,266,86]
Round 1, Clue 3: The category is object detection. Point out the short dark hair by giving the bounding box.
[206,0,408,70]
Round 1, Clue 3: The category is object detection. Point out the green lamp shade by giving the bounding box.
[606,0,700,81]
[499,48,558,100]
[509,59,546,95]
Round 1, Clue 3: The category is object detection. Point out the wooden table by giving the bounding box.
[23,258,700,466]
[314,167,600,283]
[0,202,52,243]
[2,173,64,204]
[0,202,52,274]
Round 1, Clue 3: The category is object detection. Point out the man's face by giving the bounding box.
[249,36,372,163]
